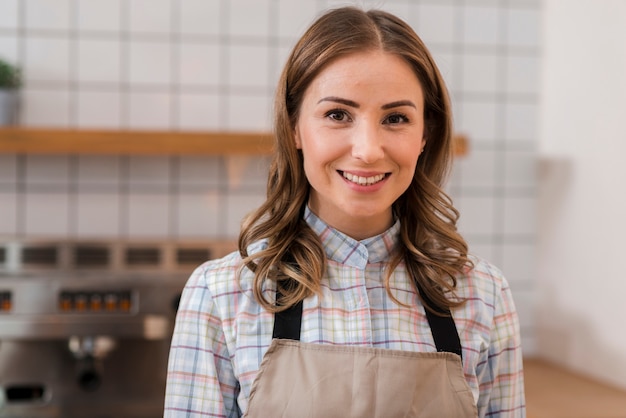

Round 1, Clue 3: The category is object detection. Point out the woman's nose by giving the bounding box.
[351,122,384,163]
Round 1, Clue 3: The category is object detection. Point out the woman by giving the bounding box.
[165,6,525,418]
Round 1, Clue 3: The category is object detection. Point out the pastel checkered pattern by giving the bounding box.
[164,209,525,417]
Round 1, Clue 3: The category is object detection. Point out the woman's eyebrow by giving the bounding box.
[317,96,359,108]
[317,97,416,110]
[381,100,416,110]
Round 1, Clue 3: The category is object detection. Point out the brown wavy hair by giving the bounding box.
[238,6,472,313]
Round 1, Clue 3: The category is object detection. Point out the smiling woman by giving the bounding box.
[294,50,425,240]
[164,6,525,418]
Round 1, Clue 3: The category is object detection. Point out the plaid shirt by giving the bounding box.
[164,209,525,417]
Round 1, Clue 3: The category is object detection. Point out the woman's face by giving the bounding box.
[294,50,426,240]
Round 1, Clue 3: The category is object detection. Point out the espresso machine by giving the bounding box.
[0,240,232,418]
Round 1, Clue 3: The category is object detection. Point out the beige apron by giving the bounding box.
[245,339,477,417]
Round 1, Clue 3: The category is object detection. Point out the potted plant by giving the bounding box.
[0,57,21,125]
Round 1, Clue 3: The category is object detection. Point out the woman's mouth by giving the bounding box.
[341,171,388,186]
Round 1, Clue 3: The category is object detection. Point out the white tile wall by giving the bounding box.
[0,192,17,236]
[225,155,270,190]
[23,36,71,84]
[503,196,536,235]
[467,242,497,265]
[128,92,171,129]
[25,155,71,185]
[177,93,221,130]
[227,0,272,38]
[0,35,18,63]
[277,0,318,40]
[504,149,536,189]
[77,39,122,84]
[506,8,541,47]
[504,102,538,141]
[24,0,71,31]
[227,94,272,131]
[274,45,293,84]
[430,51,456,87]
[457,195,496,236]
[458,99,498,141]
[455,149,497,189]
[128,41,172,86]
[178,43,220,87]
[24,192,71,237]
[377,1,410,20]
[506,55,540,95]
[462,4,499,46]
[178,0,220,36]
[128,0,172,35]
[127,192,171,237]
[177,156,222,188]
[461,52,499,94]
[127,157,171,190]
[76,192,121,238]
[76,91,122,128]
[501,242,536,285]
[227,44,270,88]
[76,0,123,33]
[0,0,19,30]
[0,0,540,354]
[415,4,455,45]
[0,155,17,184]
[176,191,221,238]
[224,192,267,237]
[21,89,71,127]
[76,156,122,187]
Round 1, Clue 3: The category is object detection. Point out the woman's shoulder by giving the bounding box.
[186,239,268,294]
[451,255,519,334]
[456,255,511,304]
[467,255,506,282]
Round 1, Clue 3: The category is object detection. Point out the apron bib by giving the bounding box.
[244,287,478,417]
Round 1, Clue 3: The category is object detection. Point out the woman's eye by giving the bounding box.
[384,113,409,125]
[325,109,350,122]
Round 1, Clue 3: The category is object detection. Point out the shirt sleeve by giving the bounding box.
[164,265,241,418]
[477,277,526,417]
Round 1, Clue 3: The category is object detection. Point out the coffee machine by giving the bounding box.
[0,240,232,418]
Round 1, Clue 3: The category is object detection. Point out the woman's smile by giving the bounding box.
[340,171,389,186]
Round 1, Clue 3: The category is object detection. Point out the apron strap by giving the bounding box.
[272,286,303,340]
[272,284,462,360]
[418,287,463,359]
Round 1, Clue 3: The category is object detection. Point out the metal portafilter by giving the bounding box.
[68,336,117,392]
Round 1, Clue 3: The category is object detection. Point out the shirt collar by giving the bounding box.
[304,206,400,269]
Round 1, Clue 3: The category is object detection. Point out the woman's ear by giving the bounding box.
[294,126,302,149]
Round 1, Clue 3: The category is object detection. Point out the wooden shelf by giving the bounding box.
[0,127,469,157]
[0,128,274,155]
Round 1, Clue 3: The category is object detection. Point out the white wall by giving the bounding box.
[539,0,626,389]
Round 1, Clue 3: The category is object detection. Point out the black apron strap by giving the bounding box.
[272,282,463,360]
[418,287,463,359]
[272,286,303,340]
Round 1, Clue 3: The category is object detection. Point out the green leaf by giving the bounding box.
[0,58,21,89]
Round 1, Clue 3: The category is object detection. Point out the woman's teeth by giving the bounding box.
[342,172,386,185]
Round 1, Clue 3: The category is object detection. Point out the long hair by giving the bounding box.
[238,6,472,313]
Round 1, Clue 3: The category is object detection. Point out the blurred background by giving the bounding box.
[0,0,624,417]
